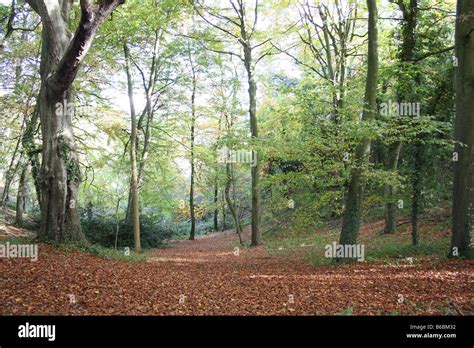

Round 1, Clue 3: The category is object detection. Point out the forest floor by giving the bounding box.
[1,217,473,316]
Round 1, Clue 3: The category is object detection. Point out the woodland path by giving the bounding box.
[1,226,473,315]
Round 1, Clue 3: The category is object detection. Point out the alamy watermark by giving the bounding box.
[379,100,421,118]
[18,322,55,341]
[0,242,38,261]
[324,241,365,261]
[217,146,257,167]
[55,99,94,117]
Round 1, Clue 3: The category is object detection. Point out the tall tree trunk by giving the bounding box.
[37,34,82,243]
[26,0,124,243]
[114,198,121,250]
[189,72,197,241]
[450,0,474,258]
[125,28,161,221]
[243,44,262,247]
[213,180,219,232]
[231,166,241,234]
[411,144,422,245]
[384,141,402,233]
[339,0,378,248]
[124,42,141,254]
[221,190,227,232]
[15,163,30,226]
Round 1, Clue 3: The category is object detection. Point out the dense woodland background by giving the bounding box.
[0,0,473,316]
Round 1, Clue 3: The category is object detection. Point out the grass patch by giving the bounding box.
[59,242,147,262]
[366,238,450,260]
[264,215,453,266]
[0,236,36,245]
[229,239,251,250]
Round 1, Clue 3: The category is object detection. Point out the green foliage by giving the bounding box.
[0,0,460,259]
[80,215,173,249]
[0,236,35,245]
[60,241,147,262]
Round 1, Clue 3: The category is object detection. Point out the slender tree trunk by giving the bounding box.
[86,202,93,221]
[1,122,25,207]
[124,42,141,254]
[114,198,121,250]
[231,166,242,234]
[339,0,378,249]
[221,190,227,232]
[384,141,402,233]
[213,180,219,232]
[225,163,242,244]
[189,72,196,241]
[243,44,262,246]
[22,108,41,209]
[15,163,30,226]
[125,181,132,223]
[450,0,474,258]
[411,144,422,245]
[125,28,161,222]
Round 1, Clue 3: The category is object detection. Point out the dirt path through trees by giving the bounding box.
[1,227,472,315]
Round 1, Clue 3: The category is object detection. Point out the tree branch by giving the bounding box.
[49,0,125,95]
[413,45,455,62]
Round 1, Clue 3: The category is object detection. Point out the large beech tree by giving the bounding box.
[451,0,474,258]
[26,0,125,242]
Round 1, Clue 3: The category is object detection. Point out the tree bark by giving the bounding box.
[339,0,378,248]
[124,41,141,254]
[384,141,402,233]
[189,70,197,241]
[243,42,262,247]
[225,163,243,244]
[27,0,124,243]
[125,28,162,221]
[451,0,474,258]
[15,163,30,226]
[114,198,120,250]
[213,180,219,232]
[411,144,422,245]
[221,190,227,231]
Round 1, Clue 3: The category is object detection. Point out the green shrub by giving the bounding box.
[80,216,173,249]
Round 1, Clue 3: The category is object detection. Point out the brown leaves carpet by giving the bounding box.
[1,228,473,315]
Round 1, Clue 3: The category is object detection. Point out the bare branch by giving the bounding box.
[193,0,242,42]
[249,0,259,39]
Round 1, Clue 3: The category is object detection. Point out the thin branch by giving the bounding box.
[413,45,455,62]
